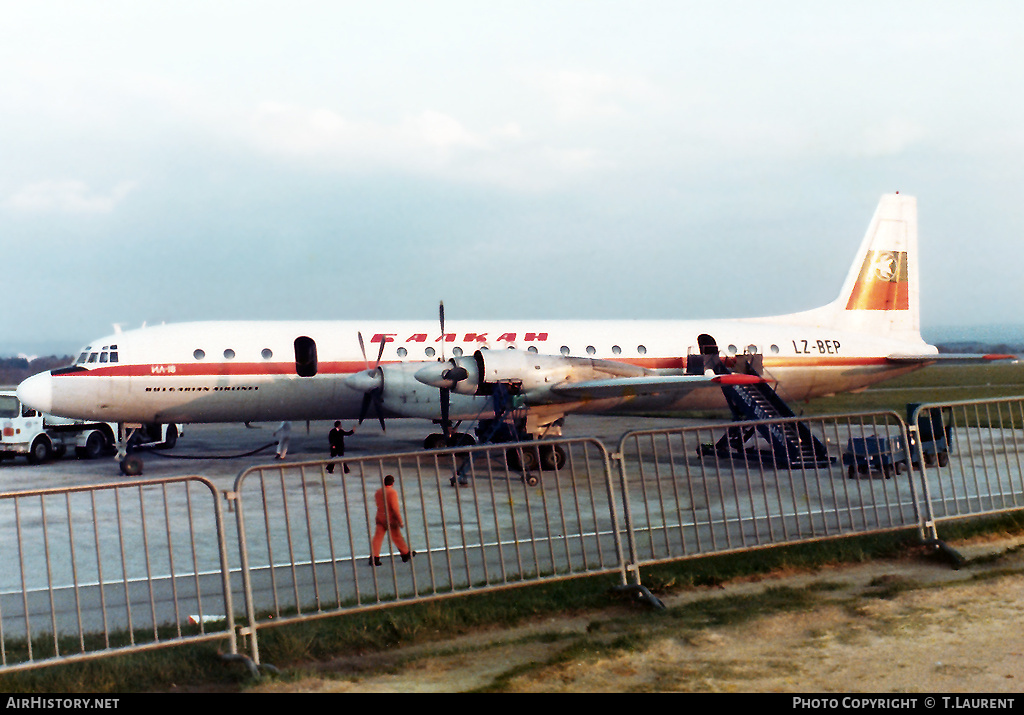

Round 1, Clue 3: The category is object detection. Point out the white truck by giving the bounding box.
[0,390,181,464]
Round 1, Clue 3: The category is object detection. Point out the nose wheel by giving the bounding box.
[119,455,144,476]
[115,422,145,476]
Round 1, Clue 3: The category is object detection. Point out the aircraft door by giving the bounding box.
[697,334,719,356]
[695,333,729,375]
[294,336,318,377]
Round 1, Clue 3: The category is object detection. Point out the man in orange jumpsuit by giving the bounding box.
[370,475,415,566]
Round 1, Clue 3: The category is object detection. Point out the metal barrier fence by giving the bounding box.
[231,437,626,665]
[0,477,236,673]
[910,397,1024,537]
[615,411,924,570]
[5,397,1024,673]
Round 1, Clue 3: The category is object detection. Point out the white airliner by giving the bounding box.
[17,193,999,473]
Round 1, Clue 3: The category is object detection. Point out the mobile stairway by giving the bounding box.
[694,345,833,469]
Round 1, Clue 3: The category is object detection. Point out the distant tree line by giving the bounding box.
[936,342,1023,356]
[0,356,73,388]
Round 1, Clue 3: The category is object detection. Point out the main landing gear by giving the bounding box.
[422,429,476,450]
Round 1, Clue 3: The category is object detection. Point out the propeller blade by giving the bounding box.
[358,331,368,369]
[440,387,450,432]
[439,301,446,361]
[357,387,387,433]
[358,392,373,425]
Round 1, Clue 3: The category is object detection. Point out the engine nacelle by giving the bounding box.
[348,361,495,421]
[418,350,648,400]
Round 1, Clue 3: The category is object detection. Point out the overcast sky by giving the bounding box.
[2,1,1023,355]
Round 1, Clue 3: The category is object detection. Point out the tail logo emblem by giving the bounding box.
[846,250,909,311]
[872,253,898,282]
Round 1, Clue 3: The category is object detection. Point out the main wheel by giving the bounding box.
[423,433,448,450]
[447,432,476,448]
[27,437,52,464]
[540,444,566,471]
[159,424,178,450]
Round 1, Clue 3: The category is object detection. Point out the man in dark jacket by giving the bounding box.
[326,421,354,473]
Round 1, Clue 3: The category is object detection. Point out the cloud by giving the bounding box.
[247,103,484,165]
[243,102,607,190]
[524,69,668,123]
[3,180,136,214]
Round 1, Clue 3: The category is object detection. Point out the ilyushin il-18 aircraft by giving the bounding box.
[18,193,1005,474]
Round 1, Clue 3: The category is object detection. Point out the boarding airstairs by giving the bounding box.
[694,344,832,469]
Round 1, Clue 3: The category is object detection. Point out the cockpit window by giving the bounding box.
[88,353,99,363]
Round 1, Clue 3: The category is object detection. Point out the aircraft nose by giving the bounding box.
[17,371,53,414]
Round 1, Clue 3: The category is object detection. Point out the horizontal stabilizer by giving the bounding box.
[885,353,1018,364]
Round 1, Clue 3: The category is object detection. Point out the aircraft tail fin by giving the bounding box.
[772,193,922,339]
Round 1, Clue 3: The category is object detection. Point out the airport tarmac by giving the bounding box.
[0,413,708,489]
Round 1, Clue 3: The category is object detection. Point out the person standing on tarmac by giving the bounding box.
[326,421,354,473]
[370,475,415,567]
[273,421,292,459]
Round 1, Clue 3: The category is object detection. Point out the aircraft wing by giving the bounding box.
[550,373,764,400]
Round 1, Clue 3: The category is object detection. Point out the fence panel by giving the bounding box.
[0,476,236,673]
[232,437,626,664]
[911,397,1024,533]
[615,412,924,567]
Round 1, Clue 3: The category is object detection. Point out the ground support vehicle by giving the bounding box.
[842,435,908,479]
[0,390,180,464]
[907,404,954,468]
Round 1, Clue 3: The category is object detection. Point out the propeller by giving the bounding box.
[438,302,453,435]
[346,331,387,432]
